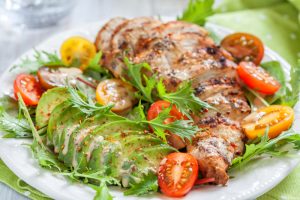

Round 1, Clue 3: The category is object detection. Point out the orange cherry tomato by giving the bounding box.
[158,152,199,197]
[14,74,43,106]
[237,62,280,95]
[221,32,264,65]
[242,105,294,139]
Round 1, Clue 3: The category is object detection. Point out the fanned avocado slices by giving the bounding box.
[45,97,176,188]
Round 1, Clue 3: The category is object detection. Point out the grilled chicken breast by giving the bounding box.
[95,17,251,185]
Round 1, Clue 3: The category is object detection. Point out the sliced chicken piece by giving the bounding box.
[155,21,209,37]
[187,118,245,185]
[187,131,234,185]
[134,33,236,91]
[95,17,127,52]
[135,21,209,52]
[105,17,162,78]
[110,17,161,53]
[194,77,250,122]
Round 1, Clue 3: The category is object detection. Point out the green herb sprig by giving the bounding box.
[178,0,214,26]
[123,57,156,103]
[123,58,213,117]
[230,129,300,170]
[11,50,65,72]
[67,86,113,116]
[157,80,215,118]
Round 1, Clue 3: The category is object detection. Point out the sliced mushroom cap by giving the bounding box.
[37,66,82,89]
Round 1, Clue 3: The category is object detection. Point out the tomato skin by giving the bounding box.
[14,74,43,106]
[95,79,136,113]
[60,36,96,70]
[147,101,187,149]
[147,100,185,122]
[242,105,294,139]
[221,32,264,65]
[195,177,215,185]
[237,62,280,95]
[158,153,199,197]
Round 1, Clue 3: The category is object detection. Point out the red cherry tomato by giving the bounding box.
[147,100,185,122]
[14,74,43,106]
[158,152,199,197]
[221,33,264,65]
[195,177,215,185]
[237,62,280,95]
[147,100,188,149]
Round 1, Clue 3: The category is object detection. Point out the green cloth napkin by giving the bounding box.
[1,0,300,200]
[208,0,300,199]
[0,159,50,200]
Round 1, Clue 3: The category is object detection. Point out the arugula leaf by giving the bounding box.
[84,51,112,81]
[92,182,113,200]
[17,93,45,147]
[67,86,113,116]
[147,106,199,142]
[127,101,147,121]
[157,80,214,118]
[0,95,19,115]
[230,129,300,170]
[0,111,32,138]
[123,57,156,103]
[11,50,65,72]
[31,140,66,171]
[124,172,158,196]
[178,0,214,26]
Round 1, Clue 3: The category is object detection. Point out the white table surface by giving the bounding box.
[0,0,223,199]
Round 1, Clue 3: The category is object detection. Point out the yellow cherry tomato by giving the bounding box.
[242,105,294,139]
[60,36,96,70]
[96,79,136,113]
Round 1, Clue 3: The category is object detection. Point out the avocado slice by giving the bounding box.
[47,101,72,147]
[61,116,107,167]
[36,87,71,129]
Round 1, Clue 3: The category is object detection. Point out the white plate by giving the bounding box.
[0,19,299,200]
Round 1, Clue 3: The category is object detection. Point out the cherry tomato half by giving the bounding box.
[147,100,187,149]
[237,62,280,95]
[14,74,43,106]
[96,79,136,113]
[242,105,294,139]
[60,36,96,70]
[221,32,264,65]
[158,152,199,197]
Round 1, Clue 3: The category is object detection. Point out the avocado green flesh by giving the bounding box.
[47,101,72,146]
[57,111,85,161]
[46,100,176,187]
[36,87,71,129]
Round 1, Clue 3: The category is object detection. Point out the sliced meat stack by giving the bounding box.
[95,17,251,185]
